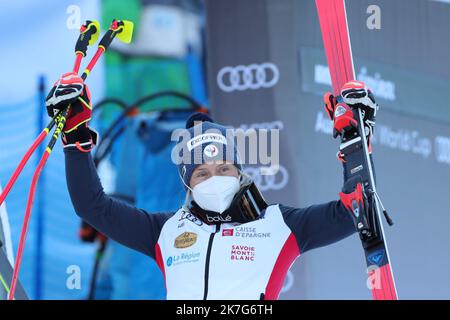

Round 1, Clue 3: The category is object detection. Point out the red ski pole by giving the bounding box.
[0,113,60,207]
[73,20,100,73]
[7,18,133,301]
[8,110,68,300]
[0,20,99,208]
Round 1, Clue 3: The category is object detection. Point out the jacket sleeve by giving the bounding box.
[278,135,380,253]
[279,201,355,254]
[64,147,174,258]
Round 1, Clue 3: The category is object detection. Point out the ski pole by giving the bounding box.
[0,110,62,207]
[5,20,99,299]
[8,109,69,300]
[81,19,134,80]
[73,20,100,73]
[87,237,107,300]
[8,19,134,300]
[0,20,99,208]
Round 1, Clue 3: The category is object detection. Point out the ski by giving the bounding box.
[0,241,28,300]
[0,183,28,300]
[315,0,398,300]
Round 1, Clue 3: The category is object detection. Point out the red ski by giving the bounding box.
[316,0,398,300]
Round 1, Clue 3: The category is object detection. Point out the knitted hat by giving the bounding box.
[174,113,242,188]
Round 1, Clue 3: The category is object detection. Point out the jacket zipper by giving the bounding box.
[203,224,220,300]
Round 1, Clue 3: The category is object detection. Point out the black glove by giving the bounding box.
[324,80,378,138]
[45,72,97,151]
[340,80,378,135]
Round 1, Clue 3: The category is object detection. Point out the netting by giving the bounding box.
[0,96,96,299]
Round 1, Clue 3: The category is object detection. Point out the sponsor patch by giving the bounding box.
[231,245,256,262]
[204,144,219,158]
[350,164,364,175]
[166,252,201,267]
[234,226,271,239]
[174,232,198,249]
[207,214,232,223]
[179,210,203,226]
[334,104,347,118]
[367,249,385,266]
[222,229,234,237]
[187,133,227,151]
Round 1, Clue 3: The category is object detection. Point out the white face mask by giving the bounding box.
[192,176,240,213]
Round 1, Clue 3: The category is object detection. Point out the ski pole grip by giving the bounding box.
[80,19,133,81]
[75,20,100,57]
[98,28,115,52]
[98,19,133,51]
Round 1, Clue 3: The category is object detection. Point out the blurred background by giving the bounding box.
[0,0,450,299]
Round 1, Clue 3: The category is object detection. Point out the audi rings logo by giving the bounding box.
[217,63,280,92]
[244,165,289,192]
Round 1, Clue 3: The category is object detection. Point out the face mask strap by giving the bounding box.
[239,170,252,185]
[176,168,195,211]
[183,188,192,209]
